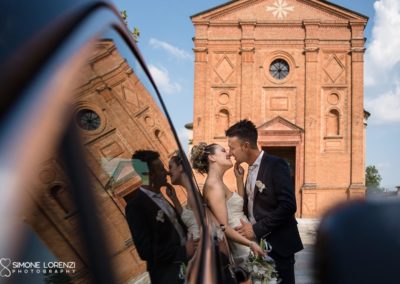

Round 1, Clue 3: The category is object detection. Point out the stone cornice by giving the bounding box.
[77,61,129,94]
[211,84,238,88]
[349,19,367,26]
[89,41,117,63]
[303,19,321,26]
[304,47,320,52]
[301,183,317,190]
[319,22,351,28]
[192,20,210,25]
[200,20,350,28]
[260,140,301,146]
[350,47,366,53]
[193,47,208,53]
[348,183,366,190]
[263,84,297,90]
[239,19,256,26]
[202,39,351,46]
[321,49,349,53]
[259,130,303,136]
[240,47,255,52]
[135,106,150,118]
[302,186,348,191]
[321,85,348,89]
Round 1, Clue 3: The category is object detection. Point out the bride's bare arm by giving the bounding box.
[205,183,264,256]
[234,162,245,197]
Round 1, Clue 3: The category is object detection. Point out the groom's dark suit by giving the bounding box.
[125,188,187,284]
[244,153,303,284]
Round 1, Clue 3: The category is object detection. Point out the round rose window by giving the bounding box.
[269,59,290,80]
[76,109,101,131]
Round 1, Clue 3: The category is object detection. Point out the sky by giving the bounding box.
[113,0,400,188]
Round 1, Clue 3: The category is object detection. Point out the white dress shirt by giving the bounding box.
[246,151,264,224]
[140,187,186,245]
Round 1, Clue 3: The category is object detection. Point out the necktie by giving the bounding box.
[246,164,257,195]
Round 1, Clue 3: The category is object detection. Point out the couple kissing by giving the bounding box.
[191,119,303,284]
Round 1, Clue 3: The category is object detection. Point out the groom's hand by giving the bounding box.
[233,162,244,179]
[235,219,255,240]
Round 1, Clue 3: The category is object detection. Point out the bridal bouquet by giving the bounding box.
[244,239,280,284]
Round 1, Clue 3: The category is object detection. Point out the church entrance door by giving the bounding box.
[263,146,296,188]
[262,146,300,216]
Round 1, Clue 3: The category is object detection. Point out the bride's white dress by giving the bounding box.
[226,192,251,264]
[181,205,200,240]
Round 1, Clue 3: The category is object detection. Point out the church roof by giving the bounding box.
[191,0,368,22]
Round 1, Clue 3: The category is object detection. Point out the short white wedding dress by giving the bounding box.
[226,192,251,264]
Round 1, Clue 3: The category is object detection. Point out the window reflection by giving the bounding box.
[168,153,201,241]
[26,30,198,283]
[126,150,196,284]
[50,184,76,216]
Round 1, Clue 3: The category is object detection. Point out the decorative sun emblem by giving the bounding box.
[266,0,295,19]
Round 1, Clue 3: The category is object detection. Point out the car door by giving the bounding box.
[0,1,238,283]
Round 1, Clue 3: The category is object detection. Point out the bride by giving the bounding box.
[191,142,265,263]
[167,153,200,241]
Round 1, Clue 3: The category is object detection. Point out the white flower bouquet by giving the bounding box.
[244,239,280,284]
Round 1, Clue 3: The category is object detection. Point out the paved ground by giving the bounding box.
[294,219,319,284]
[295,245,315,284]
[131,219,320,284]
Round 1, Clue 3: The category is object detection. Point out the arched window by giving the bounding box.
[50,185,75,215]
[215,109,230,137]
[326,109,340,136]
[155,129,168,153]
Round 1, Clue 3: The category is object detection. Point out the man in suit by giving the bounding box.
[125,150,196,284]
[226,120,303,284]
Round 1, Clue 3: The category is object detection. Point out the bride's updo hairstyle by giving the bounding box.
[191,142,218,175]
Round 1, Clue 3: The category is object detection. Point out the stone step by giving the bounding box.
[297,218,320,245]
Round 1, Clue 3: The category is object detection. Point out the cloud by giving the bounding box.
[365,80,400,123]
[376,162,391,169]
[364,0,400,123]
[148,64,182,94]
[178,127,189,140]
[177,127,190,153]
[365,0,400,85]
[149,38,193,60]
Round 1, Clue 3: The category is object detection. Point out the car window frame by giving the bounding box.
[0,2,215,284]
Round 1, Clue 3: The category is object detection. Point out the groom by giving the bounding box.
[226,120,303,284]
[125,150,195,284]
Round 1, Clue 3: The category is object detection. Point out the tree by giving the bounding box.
[120,10,140,43]
[365,165,382,188]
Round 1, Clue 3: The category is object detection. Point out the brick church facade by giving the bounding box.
[26,41,182,282]
[191,0,368,217]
